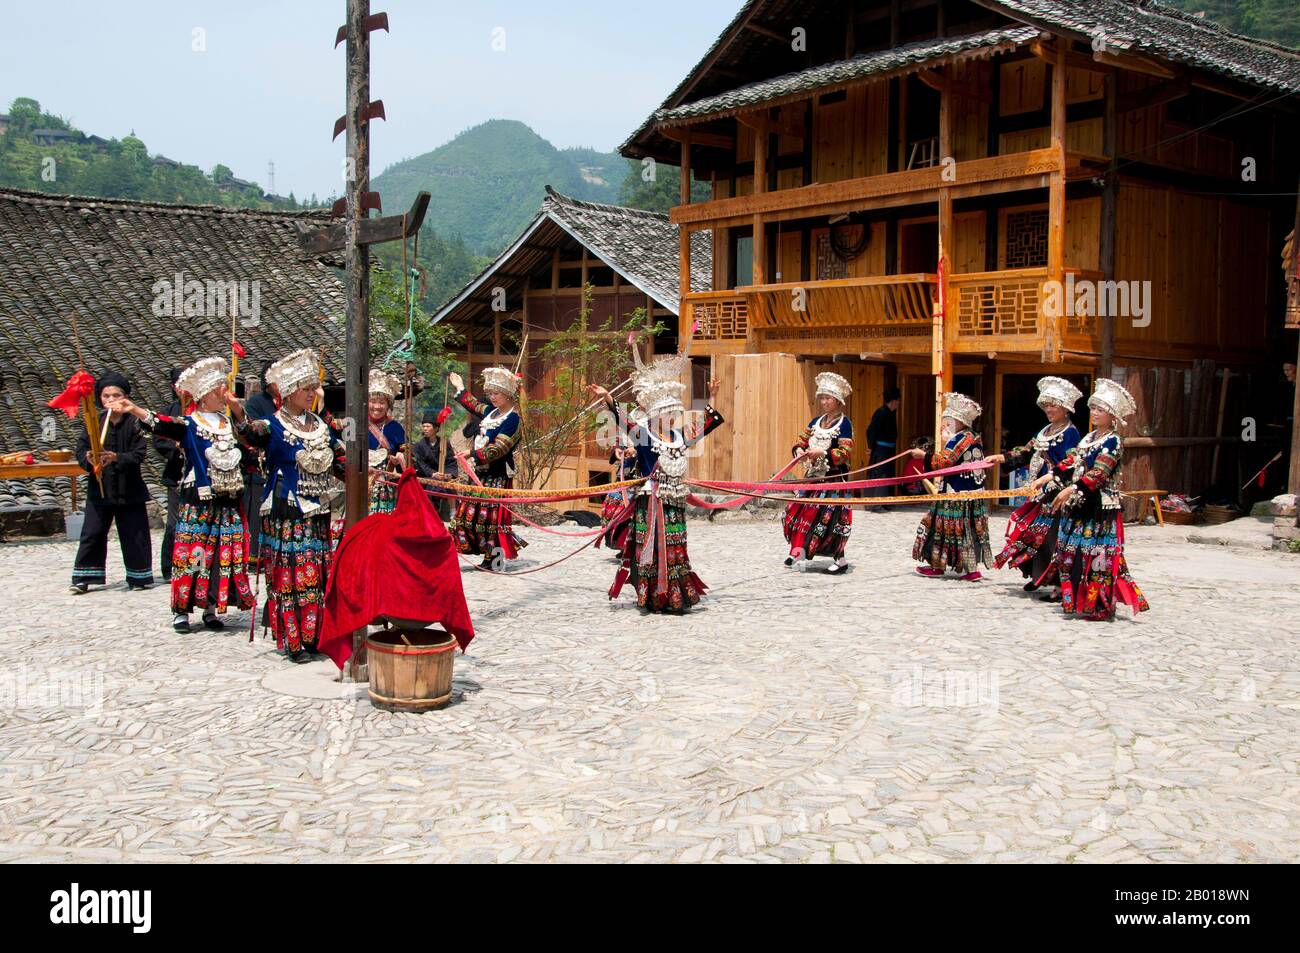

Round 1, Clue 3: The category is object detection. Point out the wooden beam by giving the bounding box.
[1092,48,1177,80]
[937,72,955,442]
[660,126,735,151]
[671,148,1064,227]
[1117,76,1191,114]
[917,69,945,92]
[753,116,767,286]
[680,133,692,206]
[1290,167,1300,495]
[1045,44,1067,364]
[1031,38,1110,75]
[551,247,560,290]
[743,21,786,43]
[1099,70,1117,378]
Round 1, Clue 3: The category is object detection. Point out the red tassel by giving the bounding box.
[47,370,96,418]
[436,406,451,426]
[232,340,247,358]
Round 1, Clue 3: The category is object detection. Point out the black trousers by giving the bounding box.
[866,444,896,498]
[243,476,265,565]
[161,487,179,580]
[72,501,154,587]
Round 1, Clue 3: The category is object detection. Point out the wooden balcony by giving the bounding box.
[684,267,1103,357]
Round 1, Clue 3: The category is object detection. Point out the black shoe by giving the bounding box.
[128,581,154,591]
[1023,580,1039,592]
[69,582,89,595]
[479,557,494,570]
[201,611,225,631]
[1041,591,1062,604]
[172,613,191,633]
[289,649,312,664]
[783,557,795,567]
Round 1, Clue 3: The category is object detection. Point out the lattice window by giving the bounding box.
[956,280,1042,336]
[815,234,848,281]
[1004,209,1048,269]
[694,298,749,340]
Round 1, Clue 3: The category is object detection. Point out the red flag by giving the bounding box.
[435,406,451,426]
[319,468,474,668]
[47,370,96,418]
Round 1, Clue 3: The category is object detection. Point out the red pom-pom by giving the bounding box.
[24,453,34,465]
[436,407,451,426]
[232,341,247,358]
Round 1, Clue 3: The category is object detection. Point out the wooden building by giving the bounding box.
[620,0,1300,503]
[431,187,712,502]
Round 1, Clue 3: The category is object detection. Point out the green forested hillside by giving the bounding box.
[371,119,625,255]
[0,97,319,210]
[1163,0,1299,48]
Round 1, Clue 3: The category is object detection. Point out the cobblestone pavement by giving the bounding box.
[1,508,1297,863]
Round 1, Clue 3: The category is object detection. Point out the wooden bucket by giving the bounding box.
[365,627,456,713]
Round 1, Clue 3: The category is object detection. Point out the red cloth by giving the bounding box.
[319,468,474,669]
[48,370,96,418]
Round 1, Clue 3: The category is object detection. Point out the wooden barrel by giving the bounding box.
[365,627,457,712]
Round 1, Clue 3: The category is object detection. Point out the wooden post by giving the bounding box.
[752,120,767,285]
[343,0,372,681]
[935,72,954,441]
[1099,69,1117,378]
[1045,43,1067,365]
[1290,168,1300,494]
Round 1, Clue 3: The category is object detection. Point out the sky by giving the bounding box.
[1,0,739,200]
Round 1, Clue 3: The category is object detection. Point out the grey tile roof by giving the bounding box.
[982,1,1300,94]
[432,187,712,327]
[653,25,1041,124]
[622,0,1300,157]
[0,187,346,511]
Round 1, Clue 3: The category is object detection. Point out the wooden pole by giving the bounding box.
[1099,69,1117,378]
[343,0,372,680]
[1289,167,1300,494]
[935,72,954,442]
[1045,43,1067,365]
[752,122,766,285]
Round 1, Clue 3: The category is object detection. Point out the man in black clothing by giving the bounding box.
[413,411,458,520]
[865,386,901,499]
[153,368,186,581]
[71,371,154,592]
[243,360,279,421]
[239,360,279,561]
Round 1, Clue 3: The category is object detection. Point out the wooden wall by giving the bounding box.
[813,83,890,183]
[689,353,886,484]
[1114,179,1271,357]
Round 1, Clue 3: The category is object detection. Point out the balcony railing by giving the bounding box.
[949,267,1103,346]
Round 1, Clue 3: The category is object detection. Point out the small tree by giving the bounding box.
[515,284,662,493]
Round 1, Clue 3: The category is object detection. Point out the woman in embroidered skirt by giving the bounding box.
[988,376,1082,598]
[783,372,855,574]
[598,427,640,555]
[236,348,346,661]
[447,366,527,569]
[587,351,724,613]
[114,357,256,632]
[1043,378,1150,621]
[911,392,993,581]
[366,368,407,514]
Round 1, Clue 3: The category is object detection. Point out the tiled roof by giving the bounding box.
[982,1,1300,94]
[652,26,1041,125]
[432,187,712,327]
[0,187,346,512]
[622,0,1300,157]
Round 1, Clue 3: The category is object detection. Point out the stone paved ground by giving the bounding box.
[1,508,1297,863]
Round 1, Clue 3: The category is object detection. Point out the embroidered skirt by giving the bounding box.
[369,476,398,515]
[782,485,852,559]
[451,474,527,560]
[598,488,633,553]
[912,496,992,573]
[994,498,1063,585]
[1049,508,1149,621]
[170,495,255,615]
[260,495,334,653]
[610,493,707,613]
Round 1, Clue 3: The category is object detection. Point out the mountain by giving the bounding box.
[372,119,623,254]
